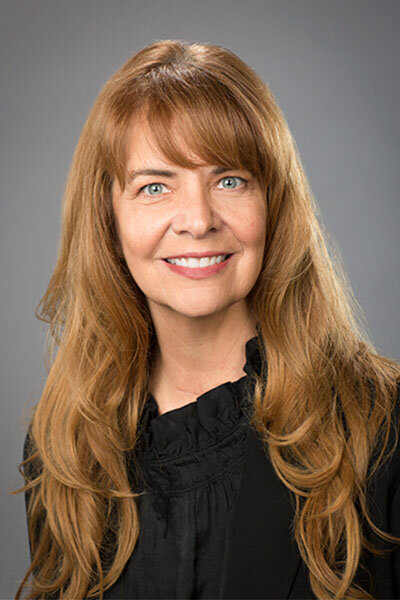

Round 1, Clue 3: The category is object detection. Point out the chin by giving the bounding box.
[171,293,245,320]
[148,290,246,321]
[171,303,227,319]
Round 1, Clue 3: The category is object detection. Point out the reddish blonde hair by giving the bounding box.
[17,40,400,599]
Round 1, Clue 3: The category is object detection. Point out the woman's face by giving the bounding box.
[112,120,266,321]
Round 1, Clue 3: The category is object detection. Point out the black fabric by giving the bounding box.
[221,382,400,600]
[23,336,400,599]
[104,336,262,599]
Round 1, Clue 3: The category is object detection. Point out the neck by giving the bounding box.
[149,300,257,414]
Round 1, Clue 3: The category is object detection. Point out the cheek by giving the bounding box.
[116,220,153,288]
[120,223,148,258]
[116,209,163,260]
[239,204,266,252]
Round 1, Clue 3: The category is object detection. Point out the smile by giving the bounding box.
[162,253,234,280]
[164,254,229,268]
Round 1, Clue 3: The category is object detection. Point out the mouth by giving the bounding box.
[163,254,233,268]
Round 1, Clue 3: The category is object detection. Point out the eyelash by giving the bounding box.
[138,176,248,196]
[217,176,248,190]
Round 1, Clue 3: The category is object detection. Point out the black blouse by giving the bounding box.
[104,336,262,599]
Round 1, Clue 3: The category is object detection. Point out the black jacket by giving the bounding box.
[221,408,400,599]
[24,387,400,599]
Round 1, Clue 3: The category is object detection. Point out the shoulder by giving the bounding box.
[354,382,400,598]
[22,425,42,482]
[23,426,33,462]
[365,382,400,526]
[389,381,400,480]
[375,381,400,482]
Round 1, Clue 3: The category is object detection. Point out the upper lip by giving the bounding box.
[163,251,233,259]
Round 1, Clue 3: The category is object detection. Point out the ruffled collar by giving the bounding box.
[136,335,265,462]
[243,334,264,378]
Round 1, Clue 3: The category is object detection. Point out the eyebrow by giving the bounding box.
[128,166,235,182]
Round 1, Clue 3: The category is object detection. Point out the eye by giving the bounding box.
[217,176,247,190]
[140,182,169,196]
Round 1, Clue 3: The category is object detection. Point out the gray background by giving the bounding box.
[1,0,399,597]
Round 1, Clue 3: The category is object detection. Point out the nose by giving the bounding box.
[171,179,222,238]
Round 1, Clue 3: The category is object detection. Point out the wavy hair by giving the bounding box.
[16,40,400,599]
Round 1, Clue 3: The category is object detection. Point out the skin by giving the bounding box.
[112,119,267,415]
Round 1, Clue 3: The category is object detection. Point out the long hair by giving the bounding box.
[17,39,400,599]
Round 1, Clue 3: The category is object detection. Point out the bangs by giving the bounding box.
[109,66,269,189]
[147,81,266,182]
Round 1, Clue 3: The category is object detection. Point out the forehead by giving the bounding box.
[125,120,186,162]
[124,116,207,171]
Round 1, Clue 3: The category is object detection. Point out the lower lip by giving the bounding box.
[162,255,234,279]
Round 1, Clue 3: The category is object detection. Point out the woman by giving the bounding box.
[17,40,400,599]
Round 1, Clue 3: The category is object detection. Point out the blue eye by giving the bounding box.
[218,176,246,190]
[141,183,168,196]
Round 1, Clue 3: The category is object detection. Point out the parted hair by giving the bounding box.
[17,39,400,599]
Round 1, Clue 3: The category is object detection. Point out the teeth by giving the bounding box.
[166,254,228,267]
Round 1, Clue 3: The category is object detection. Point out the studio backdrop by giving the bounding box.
[1,1,399,597]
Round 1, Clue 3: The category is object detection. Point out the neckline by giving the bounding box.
[137,335,265,461]
[146,335,262,419]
